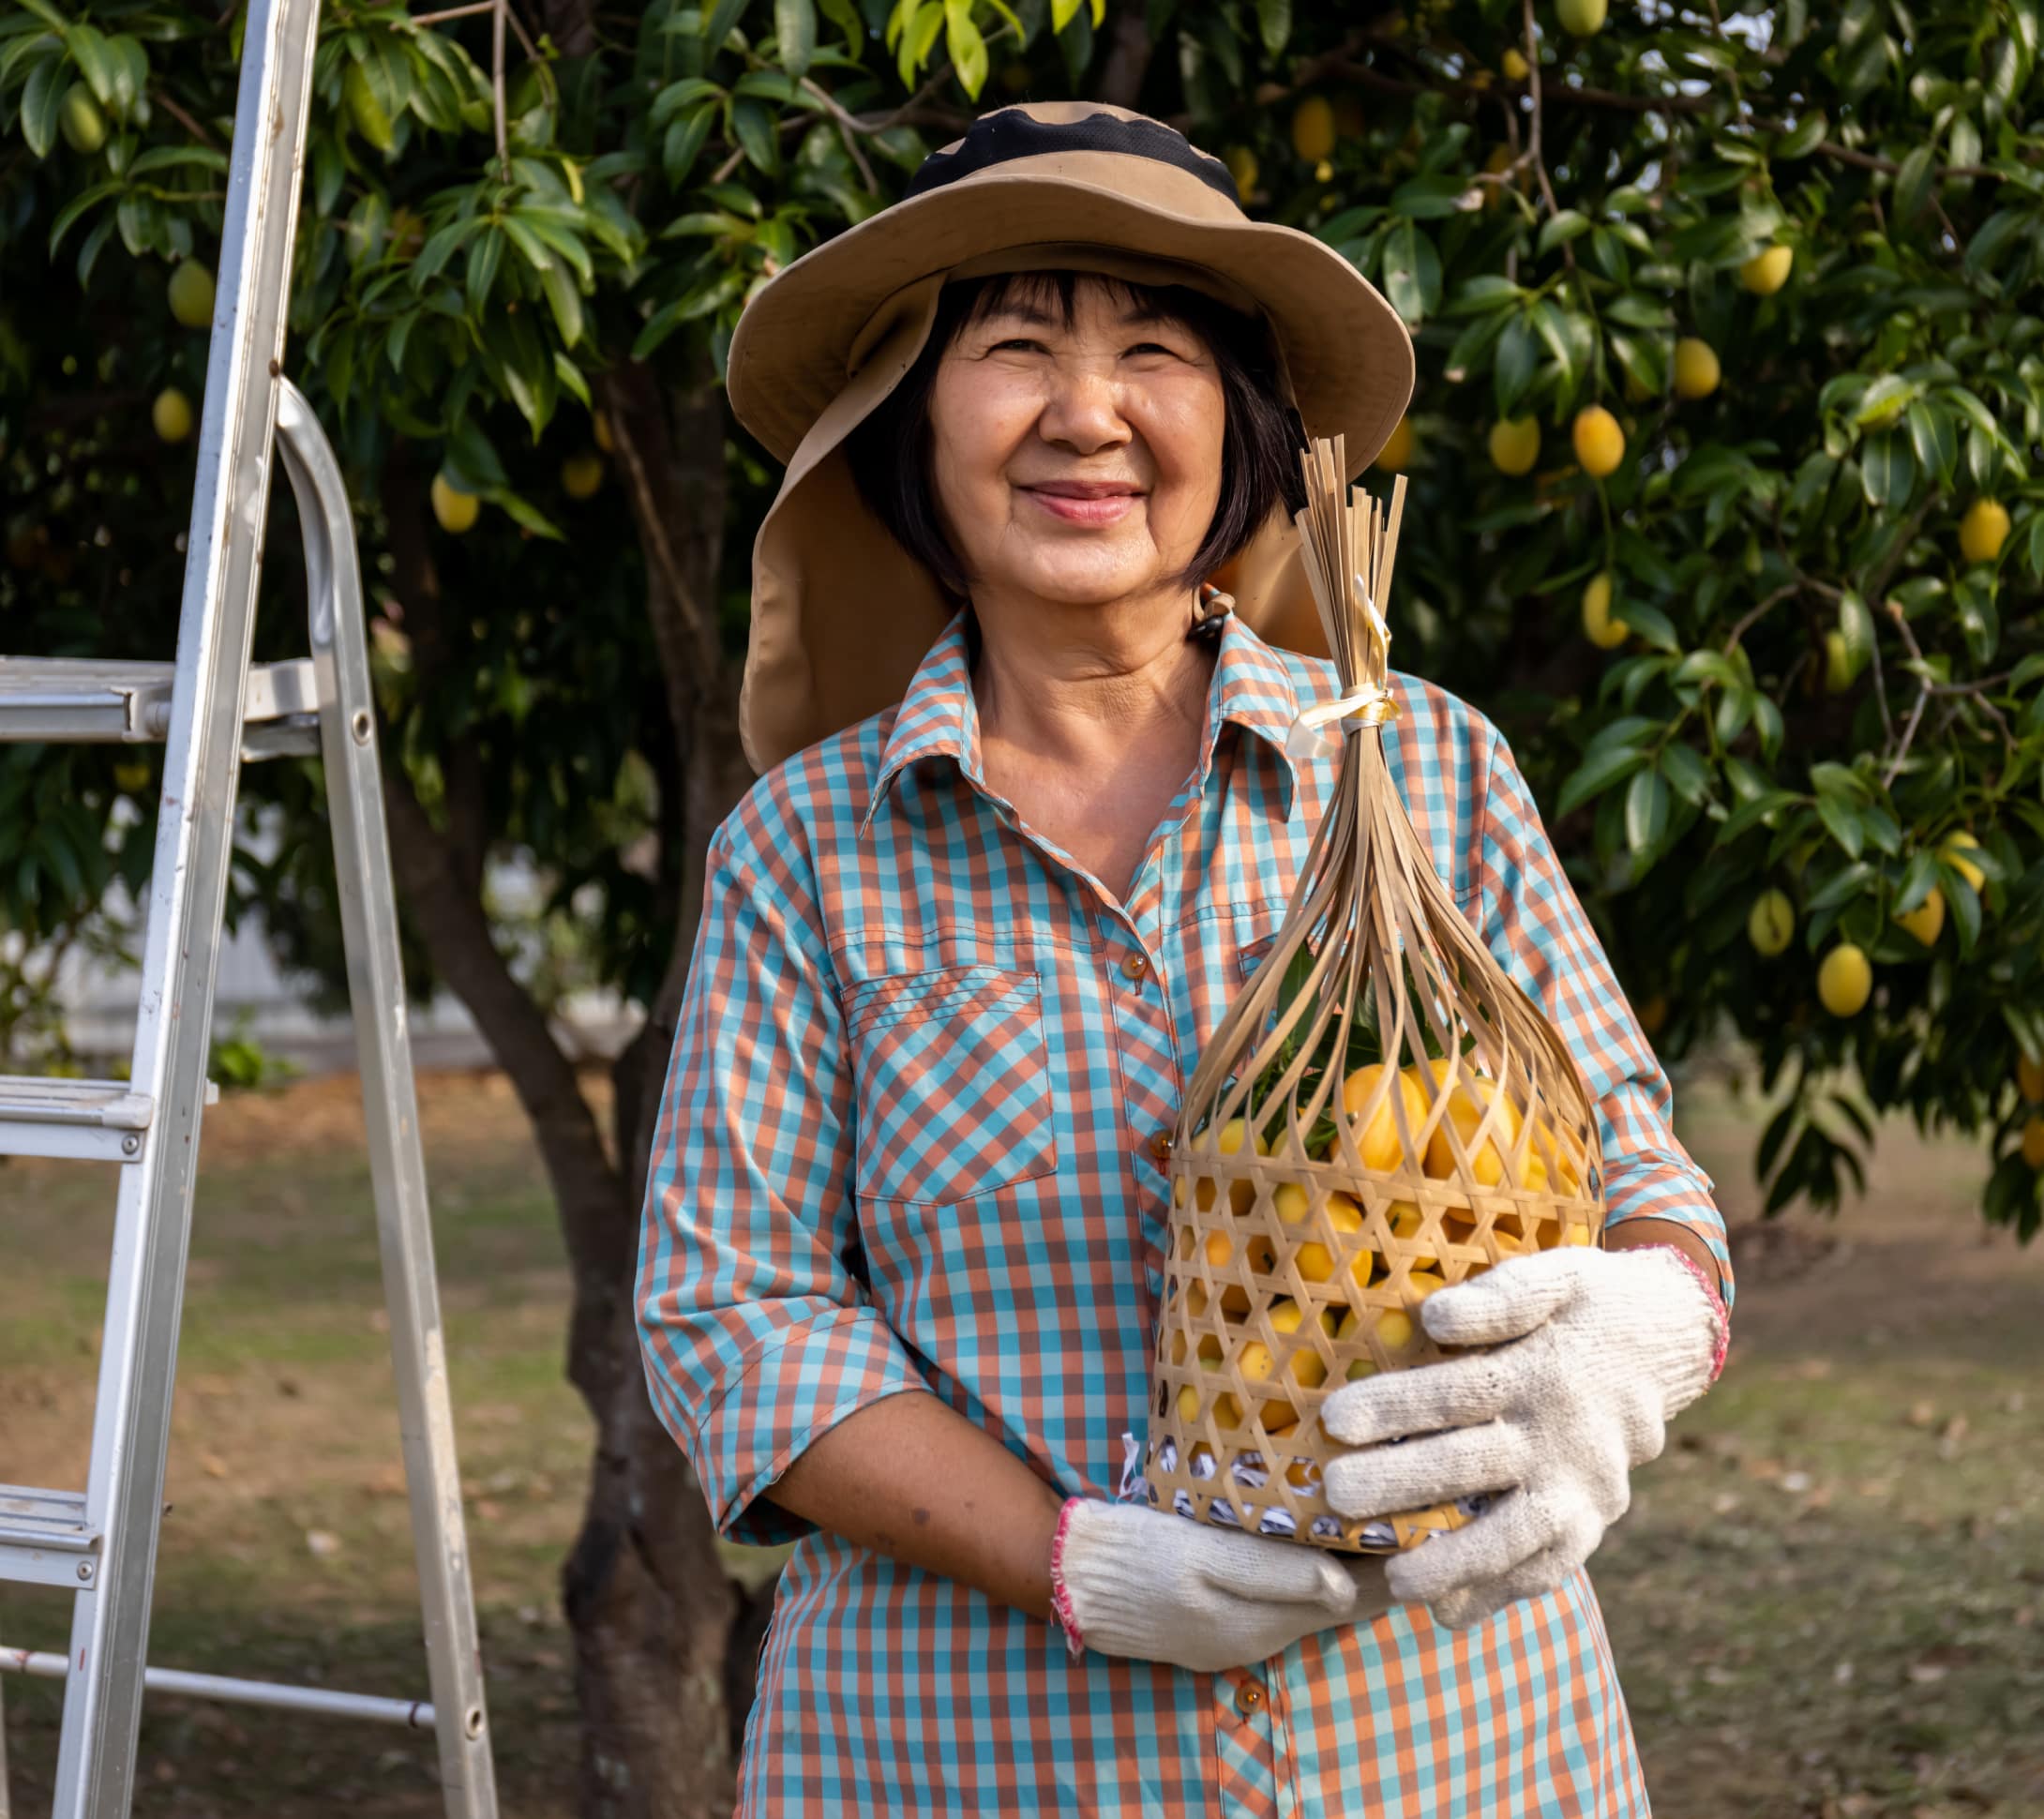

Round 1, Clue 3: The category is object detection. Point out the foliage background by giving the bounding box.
[3,0,2042,1806]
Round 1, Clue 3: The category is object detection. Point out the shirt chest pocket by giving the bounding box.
[842,965,1059,1206]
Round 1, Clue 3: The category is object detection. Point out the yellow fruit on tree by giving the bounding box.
[1740,245,1794,294]
[1555,0,1607,33]
[1747,888,1796,957]
[1672,337,1721,400]
[2018,1053,2044,1105]
[151,387,193,443]
[1291,96,1336,164]
[1224,145,1259,202]
[1341,1062,1430,1173]
[167,261,215,329]
[1581,571,1627,649]
[1895,887,1945,948]
[1572,405,1625,478]
[1488,415,1541,476]
[1501,46,1530,81]
[59,83,107,155]
[1375,417,1414,472]
[429,472,480,534]
[562,450,606,499]
[2022,1116,2044,1171]
[1959,499,2010,565]
[592,410,615,453]
[1824,629,1854,693]
[1940,831,1986,894]
[1817,943,1872,1018]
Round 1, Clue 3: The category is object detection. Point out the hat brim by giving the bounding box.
[727,172,1415,478]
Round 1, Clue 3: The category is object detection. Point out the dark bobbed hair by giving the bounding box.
[844,269,1307,610]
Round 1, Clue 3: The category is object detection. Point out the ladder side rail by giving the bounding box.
[276,386,499,1815]
[51,2,325,1811]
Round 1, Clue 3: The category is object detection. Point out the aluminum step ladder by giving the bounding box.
[0,0,498,1812]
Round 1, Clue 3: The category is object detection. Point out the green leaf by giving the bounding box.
[1905,398,1957,486]
[1893,849,1938,915]
[1773,110,1827,158]
[1625,765,1670,852]
[1494,313,1537,417]
[538,261,583,347]
[1536,208,1591,257]
[664,102,717,188]
[64,19,117,107]
[1556,746,1648,819]
[701,0,752,44]
[943,0,987,97]
[1658,742,1711,806]
[1894,143,1934,224]
[731,95,778,173]
[775,0,816,75]
[1815,794,1865,859]
[1859,431,1915,509]
[22,53,66,158]
[1255,0,1291,55]
[466,225,504,311]
[47,179,120,256]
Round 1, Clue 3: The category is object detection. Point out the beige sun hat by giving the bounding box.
[726,99,1416,777]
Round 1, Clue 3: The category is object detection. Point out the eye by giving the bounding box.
[1126,340,1183,358]
[990,336,1046,353]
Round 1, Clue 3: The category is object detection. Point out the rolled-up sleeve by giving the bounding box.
[1470,721,1735,1315]
[636,812,930,1545]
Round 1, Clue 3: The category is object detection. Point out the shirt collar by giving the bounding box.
[859,604,1305,835]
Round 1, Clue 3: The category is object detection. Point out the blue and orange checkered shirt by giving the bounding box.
[638,603,1732,1816]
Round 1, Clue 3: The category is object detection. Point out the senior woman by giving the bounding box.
[638,101,1733,1816]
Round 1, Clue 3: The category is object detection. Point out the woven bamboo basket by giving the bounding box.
[1141,437,1609,1553]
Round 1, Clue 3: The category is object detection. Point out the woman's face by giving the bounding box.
[925,276,1227,611]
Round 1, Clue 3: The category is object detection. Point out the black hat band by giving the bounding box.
[905,110,1239,206]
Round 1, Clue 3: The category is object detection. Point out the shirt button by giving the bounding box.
[1148,1129,1173,1163]
[1235,1681,1264,1716]
[1120,952,1150,982]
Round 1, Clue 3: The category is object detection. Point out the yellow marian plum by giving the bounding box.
[1419,1058,1525,1186]
[1341,1062,1430,1173]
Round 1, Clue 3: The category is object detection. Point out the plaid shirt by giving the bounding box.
[638,604,1732,1817]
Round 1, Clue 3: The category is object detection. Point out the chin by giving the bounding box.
[1001,552,1176,608]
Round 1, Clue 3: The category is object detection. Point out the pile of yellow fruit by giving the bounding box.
[1162,1059,1594,1458]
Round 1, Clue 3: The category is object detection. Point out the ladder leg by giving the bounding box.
[50,4,324,1811]
[276,383,500,1818]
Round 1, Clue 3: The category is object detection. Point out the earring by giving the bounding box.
[1190,582,1235,643]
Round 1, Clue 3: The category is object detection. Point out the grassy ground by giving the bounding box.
[1,1066,2040,1816]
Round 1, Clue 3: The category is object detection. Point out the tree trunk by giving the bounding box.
[378,389,759,1812]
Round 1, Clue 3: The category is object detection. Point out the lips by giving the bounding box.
[1021,480,1144,525]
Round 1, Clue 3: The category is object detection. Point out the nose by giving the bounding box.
[1036,355,1134,458]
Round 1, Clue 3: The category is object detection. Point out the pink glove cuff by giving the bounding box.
[1650,1244,1730,1385]
[1048,1496,1088,1659]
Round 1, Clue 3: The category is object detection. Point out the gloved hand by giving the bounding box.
[1318,1243,1727,1632]
[1049,1496,1395,1672]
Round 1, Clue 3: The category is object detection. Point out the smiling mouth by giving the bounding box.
[1020,483,1144,524]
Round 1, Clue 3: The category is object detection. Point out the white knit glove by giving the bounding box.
[1318,1244,1727,1631]
[1050,1496,1395,1672]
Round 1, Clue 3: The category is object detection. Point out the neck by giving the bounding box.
[968,585,1216,771]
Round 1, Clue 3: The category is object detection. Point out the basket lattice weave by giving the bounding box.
[1141,438,1609,1554]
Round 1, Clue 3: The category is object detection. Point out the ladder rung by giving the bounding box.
[0,1484,100,1589]
[0,1076,217,1164]
[0,656,321,744]
[0,1646,437,1730]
